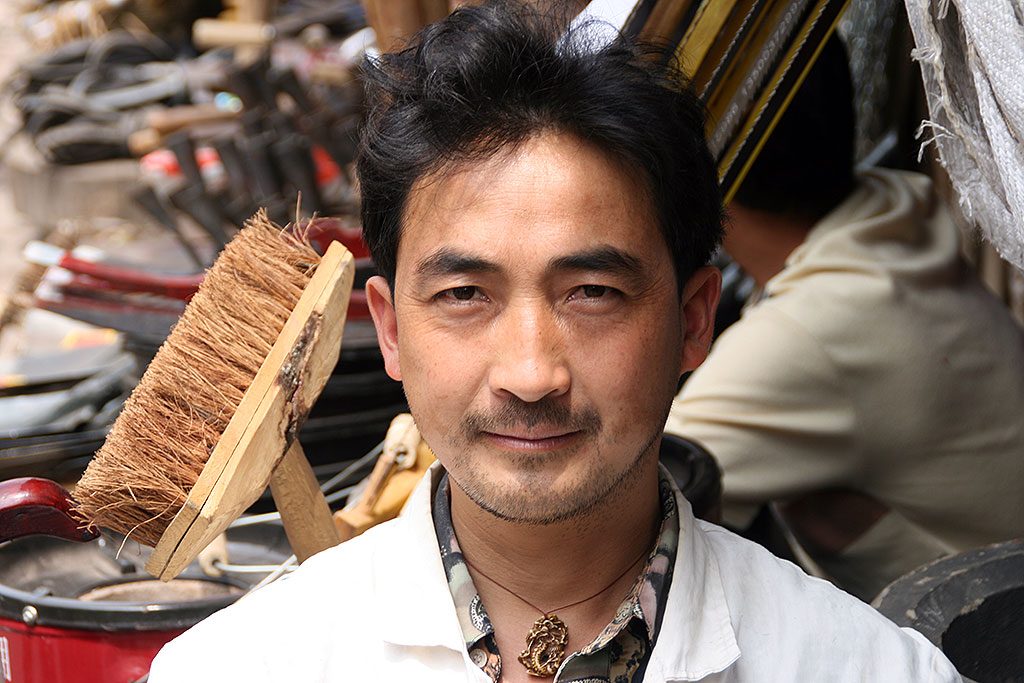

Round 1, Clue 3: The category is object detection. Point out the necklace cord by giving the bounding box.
[463,543,653,617]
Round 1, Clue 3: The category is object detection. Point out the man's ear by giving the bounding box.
[679,265,722,374]
[365,275,402,381]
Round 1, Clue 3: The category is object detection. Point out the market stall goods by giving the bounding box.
[73,212,353,579]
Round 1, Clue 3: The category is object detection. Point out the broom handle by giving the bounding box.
[270,440,340,562]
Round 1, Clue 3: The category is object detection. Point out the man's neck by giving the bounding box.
[724,203,817,288]
[447,454,662,616]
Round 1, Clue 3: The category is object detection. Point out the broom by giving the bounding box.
[73,209,353,580]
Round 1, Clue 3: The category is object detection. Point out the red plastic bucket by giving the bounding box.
[0,524,290,682]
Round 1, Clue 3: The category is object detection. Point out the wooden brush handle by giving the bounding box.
[269,441,340,562]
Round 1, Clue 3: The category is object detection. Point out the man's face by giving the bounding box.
[366,132,719,524]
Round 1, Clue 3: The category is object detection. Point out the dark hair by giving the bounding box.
[356,1,723,292]
[732,35,856,220]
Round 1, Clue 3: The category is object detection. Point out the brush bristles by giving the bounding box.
[73,211,322,547]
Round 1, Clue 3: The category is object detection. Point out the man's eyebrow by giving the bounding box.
[414,248,501,279]
[547,247,645,277]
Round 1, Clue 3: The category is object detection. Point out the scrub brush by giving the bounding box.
[73,209,353,580]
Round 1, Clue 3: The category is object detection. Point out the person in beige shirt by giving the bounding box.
[666,38,1024,601]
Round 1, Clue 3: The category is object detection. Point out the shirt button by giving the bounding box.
[470,648,488,667]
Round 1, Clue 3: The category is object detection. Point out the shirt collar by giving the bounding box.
[371,462,742,680]
[432,470,680,654]
[432,474,495,648]
[646,479,741,681]
[369,463,467,652]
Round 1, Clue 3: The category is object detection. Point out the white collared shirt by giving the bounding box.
[149,464,960,681]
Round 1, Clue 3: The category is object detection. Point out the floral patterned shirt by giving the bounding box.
[432,473,680,682]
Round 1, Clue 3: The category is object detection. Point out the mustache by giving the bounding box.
[461,397,602,438]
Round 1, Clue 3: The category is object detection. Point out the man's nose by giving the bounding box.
[488,303,570,403]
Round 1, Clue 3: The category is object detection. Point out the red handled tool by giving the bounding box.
[0,477,98,544]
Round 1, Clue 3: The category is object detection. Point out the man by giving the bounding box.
[666,38,1024,601]
[150,5,959,681]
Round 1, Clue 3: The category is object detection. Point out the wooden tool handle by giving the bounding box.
[0,478,99,544]
[358,413,420,512]
[147,105,240,135]
[129,106,242,156]
[127,128,162,157]
[334,439,436,542]
[374,0,424,52]
[353,448,399,516]
[235,0,276,22]
[193,18,276,49]
[269,441,340,563]
[419,0,450,23]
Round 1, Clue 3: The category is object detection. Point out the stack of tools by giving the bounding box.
[0,0,406,484]
[9,3,366,170]
[0,335,133,481]
[6,0,365,234]
[132,53,365,234]
[6,0,366,232]
[623,0,851,201]
[10,30,224,165]
[20,0,222,49]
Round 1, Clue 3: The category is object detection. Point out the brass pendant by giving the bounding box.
[518,614,568,677]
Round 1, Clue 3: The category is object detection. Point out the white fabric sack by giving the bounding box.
[904,0,1024,269]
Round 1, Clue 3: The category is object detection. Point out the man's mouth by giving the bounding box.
[481,429,583,451]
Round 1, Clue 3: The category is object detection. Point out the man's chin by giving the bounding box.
[467,489,597,525]
[442,431,659,525]
[453,468,618,526]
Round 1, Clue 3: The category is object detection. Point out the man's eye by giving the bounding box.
[567,284,620,305]
[441,286,480,301]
